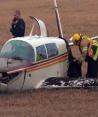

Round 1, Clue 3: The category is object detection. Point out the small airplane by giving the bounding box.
[0,0,71,92]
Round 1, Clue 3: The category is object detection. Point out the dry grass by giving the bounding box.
[0,89,98,117]
[1,0,98,43]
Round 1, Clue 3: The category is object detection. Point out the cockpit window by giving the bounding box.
[36,45,47,61]
[0,40,35,62]
[46,43,58,58]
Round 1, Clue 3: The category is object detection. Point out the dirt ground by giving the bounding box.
[0,89,98,117]
[0,0,98,117]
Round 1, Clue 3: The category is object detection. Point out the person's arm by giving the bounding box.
[10,18,18,36]
[87,38,93,56]
[78,41,87,62]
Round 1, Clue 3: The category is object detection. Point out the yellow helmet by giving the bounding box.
[93,39,97,44]
[72,33,81,42]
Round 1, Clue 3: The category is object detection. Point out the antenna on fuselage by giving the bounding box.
[53,0,64,38]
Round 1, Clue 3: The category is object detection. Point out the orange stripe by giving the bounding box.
[26,53,68,71]
[30,53,67,68]
[7,53,68,74]
[27,55,67,72]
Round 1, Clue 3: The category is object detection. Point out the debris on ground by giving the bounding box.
[42,77,98,88]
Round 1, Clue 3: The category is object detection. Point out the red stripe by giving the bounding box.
[7,53,68,74]
[27,54,67,72]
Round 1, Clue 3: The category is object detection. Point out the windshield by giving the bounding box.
[0,40,35,62]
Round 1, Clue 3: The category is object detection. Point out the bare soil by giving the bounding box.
[0,0,98,117]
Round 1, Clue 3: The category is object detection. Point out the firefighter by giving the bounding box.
[71,33,98,78]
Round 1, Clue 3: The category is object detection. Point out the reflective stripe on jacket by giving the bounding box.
[92,41,98,60]
[79,38,98,61]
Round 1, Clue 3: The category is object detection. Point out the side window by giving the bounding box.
[36,45,47,61]
[46,43,58,58]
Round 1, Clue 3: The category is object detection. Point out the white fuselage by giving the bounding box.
[0,36,69,91]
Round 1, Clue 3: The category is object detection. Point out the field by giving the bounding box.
[0,0,98,117]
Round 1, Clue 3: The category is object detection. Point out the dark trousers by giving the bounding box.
[67,58,82,78]
[86,56,98,78]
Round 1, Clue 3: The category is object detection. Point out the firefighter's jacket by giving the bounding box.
[79,38,98,61]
